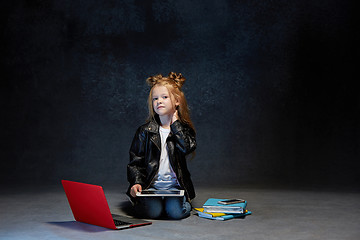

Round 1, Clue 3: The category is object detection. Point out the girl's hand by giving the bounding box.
[130,184,142,198]
[172,110,178,124]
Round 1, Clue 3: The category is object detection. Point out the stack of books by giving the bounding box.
[194,198,252,221]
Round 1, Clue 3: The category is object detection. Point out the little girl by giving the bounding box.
[127,72,196,220]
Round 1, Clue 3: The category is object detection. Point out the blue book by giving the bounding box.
[195,208,252,221]
[203,198,247,214]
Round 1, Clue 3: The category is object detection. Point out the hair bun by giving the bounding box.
[146,74,163,87]
[146,72,186,88]
[168,72,186,88]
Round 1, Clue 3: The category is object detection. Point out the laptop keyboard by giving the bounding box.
[113,219,131,226]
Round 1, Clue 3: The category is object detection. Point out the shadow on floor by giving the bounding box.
[47,221,109,232]
[117,200,136,216]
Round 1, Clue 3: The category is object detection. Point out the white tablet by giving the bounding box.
[136,189,184,197]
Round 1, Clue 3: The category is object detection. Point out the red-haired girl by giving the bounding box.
[127,72,196,220]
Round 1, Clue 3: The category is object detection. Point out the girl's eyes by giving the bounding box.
[153,96,168,101]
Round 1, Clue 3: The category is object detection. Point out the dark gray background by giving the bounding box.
[1,0,358,190]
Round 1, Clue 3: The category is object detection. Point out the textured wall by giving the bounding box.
[1,0,358,189]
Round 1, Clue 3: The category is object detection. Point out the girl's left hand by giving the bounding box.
[172,110,178,124]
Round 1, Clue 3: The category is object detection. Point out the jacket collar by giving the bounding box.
[147,120,173,137]
[147,121,160,133]
[147,121,161,150]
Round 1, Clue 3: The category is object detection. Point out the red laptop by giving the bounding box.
[62,180,151,230]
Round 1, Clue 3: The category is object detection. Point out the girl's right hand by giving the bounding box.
[130,184,142,198]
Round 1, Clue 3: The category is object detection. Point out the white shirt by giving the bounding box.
[152,126,180,190]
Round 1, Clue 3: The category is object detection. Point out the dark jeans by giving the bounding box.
[134,196,191,220]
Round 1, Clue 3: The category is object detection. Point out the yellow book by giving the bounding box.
[194,208,251,220]
[194,208,228,217]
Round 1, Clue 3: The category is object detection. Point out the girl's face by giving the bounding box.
[152,85,179,117]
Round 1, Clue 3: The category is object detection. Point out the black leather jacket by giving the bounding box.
[127,120,196,202]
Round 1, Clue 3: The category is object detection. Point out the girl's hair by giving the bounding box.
[146,72,195,132]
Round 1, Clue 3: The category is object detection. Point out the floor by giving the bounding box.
[1,184,359,240]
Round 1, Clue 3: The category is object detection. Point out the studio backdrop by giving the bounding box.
[1,0,358,190]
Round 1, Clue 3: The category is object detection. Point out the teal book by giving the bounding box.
[202,198,247,214]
